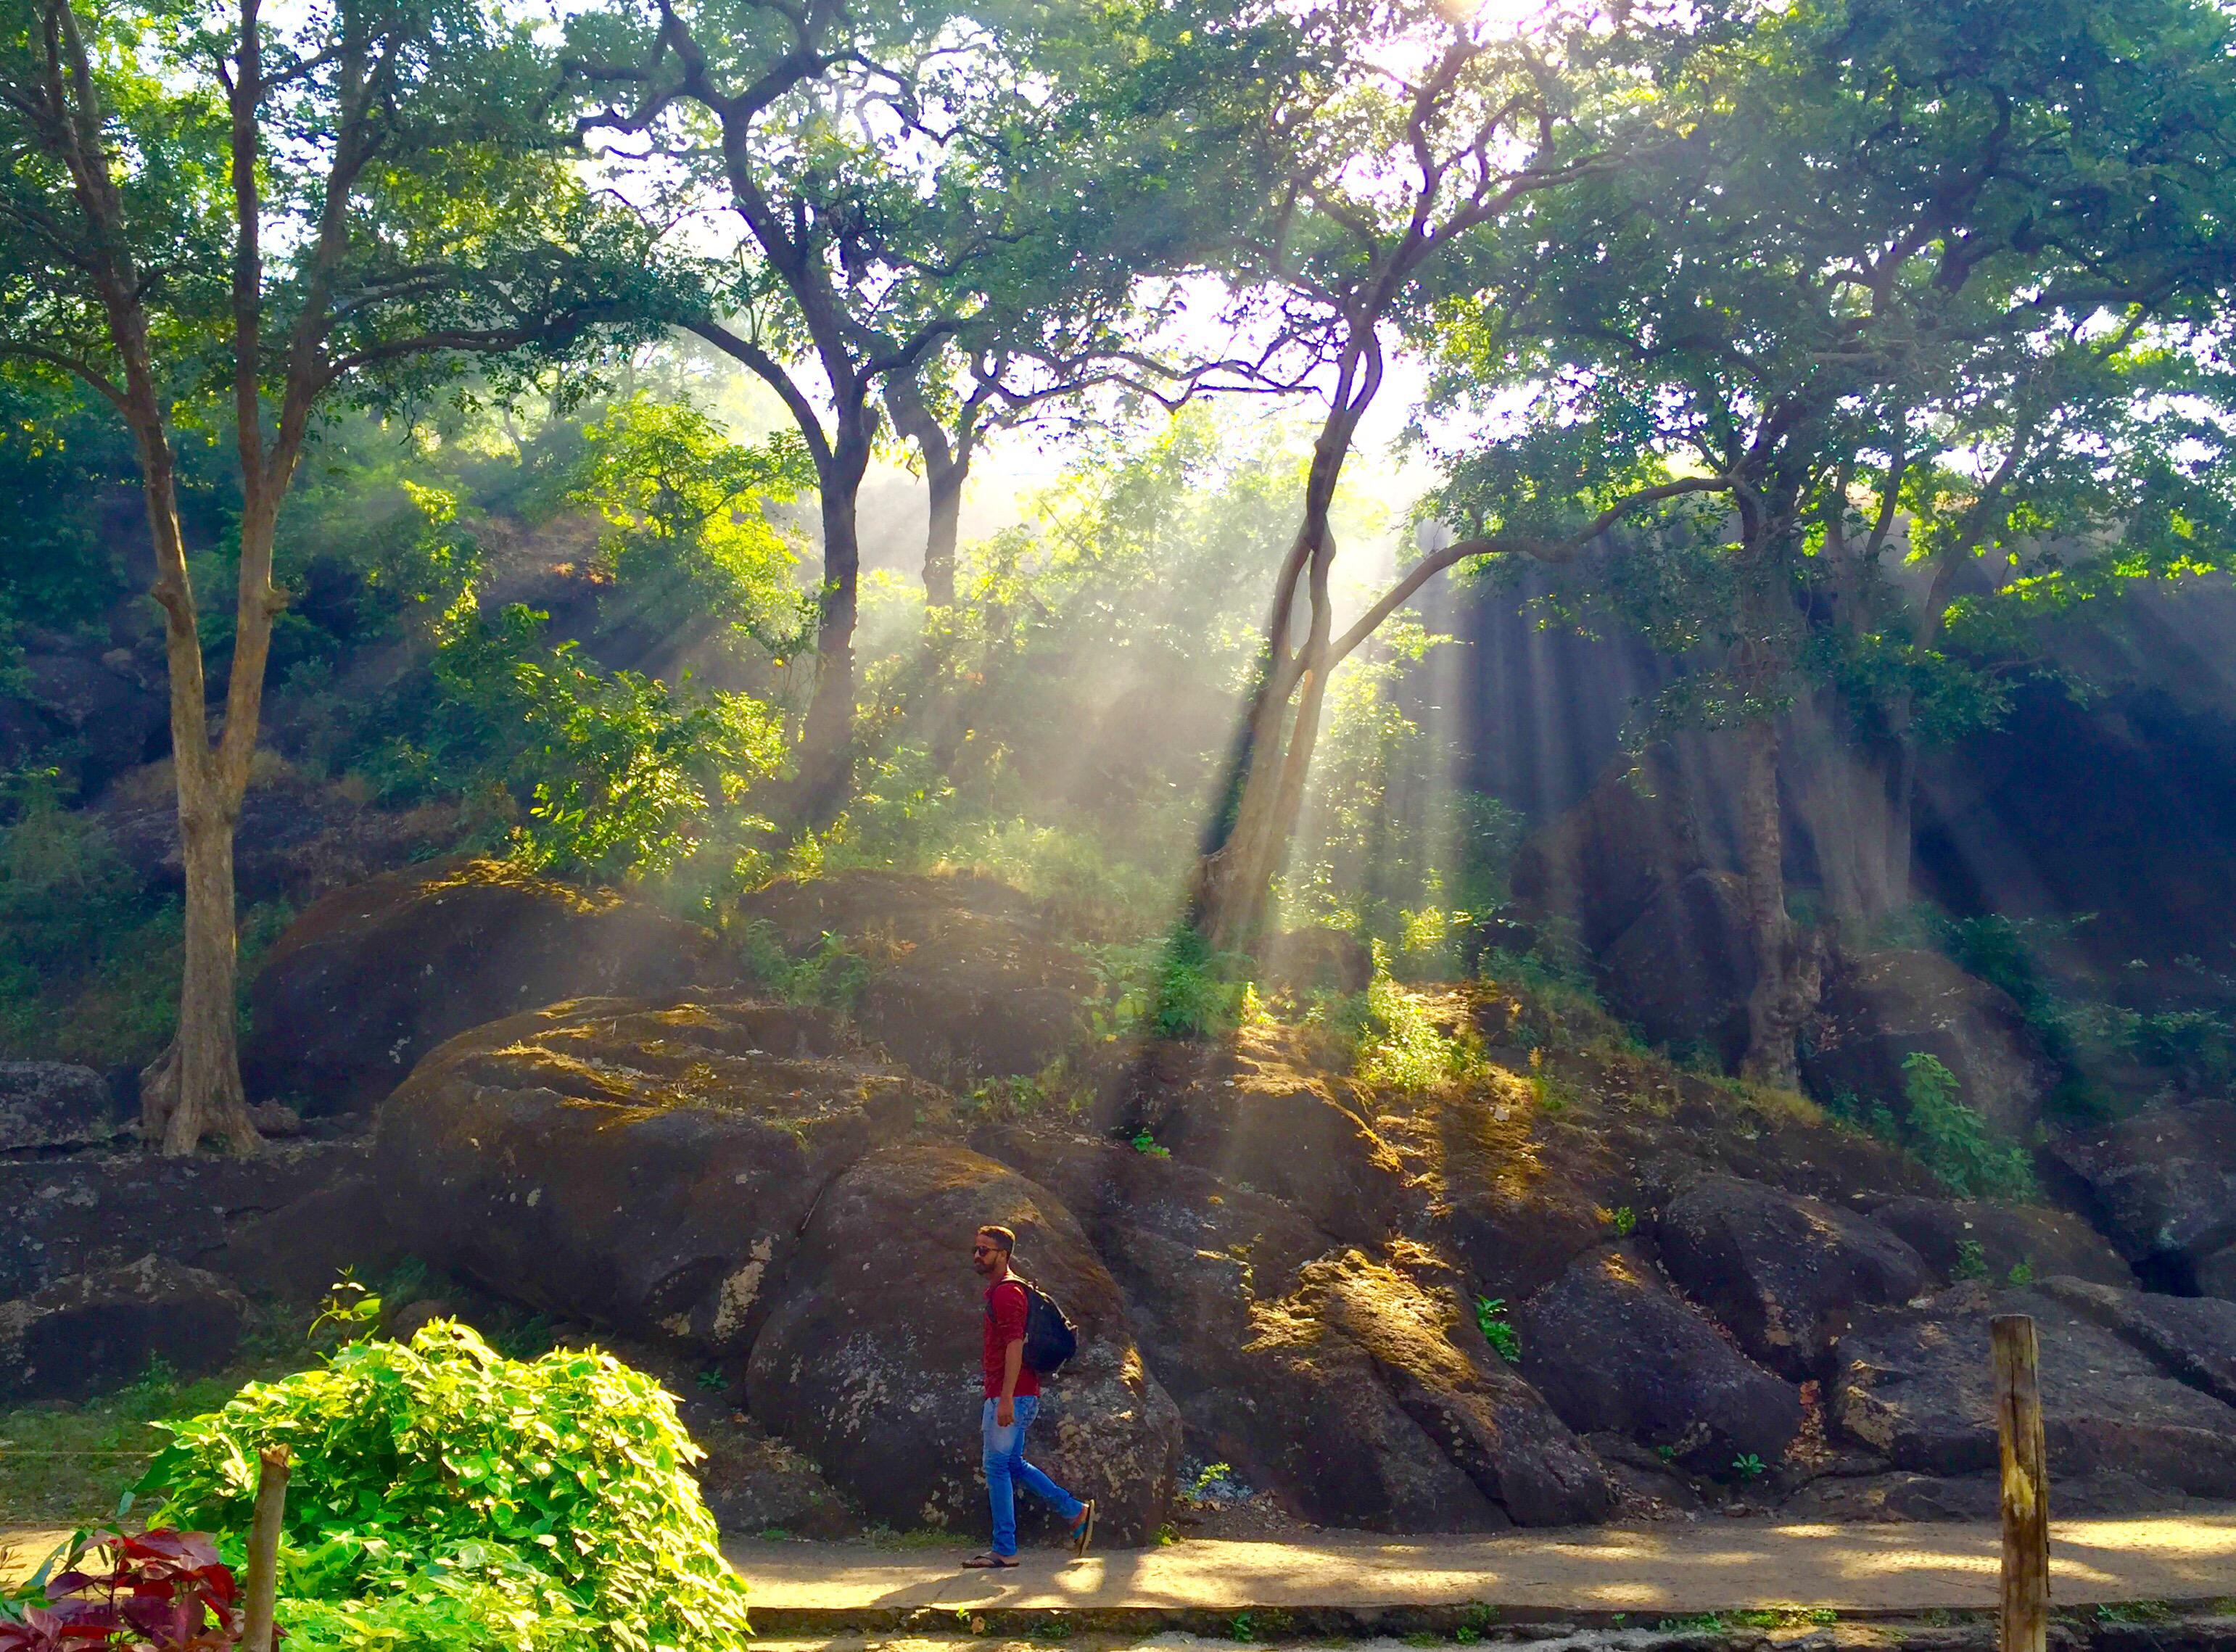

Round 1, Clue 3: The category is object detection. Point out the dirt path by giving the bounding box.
[727,1513,2236,1621]
[12,1513,2236,1620]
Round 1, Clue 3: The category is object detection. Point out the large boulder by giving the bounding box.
[2200,1244,2236,1302]
[1307,1252,1617,1527]
[0,1257,244,1403]
[1435,1166,1612,1306]
[246,858,743,1113]
[95,761,458,907]
[1802,950,2055,1137]
[746,1141,1180,1546]
[1419,1078,1612,1302]
[1096,1038,1406,1245]
[1867,1197,2132,1289]
[0,1061,130,1152]
[0,637,168,798]
[970,1123,1612,1530]
[2037,1276,2236,1408]
[375,997,936,1354]
[739,870,1092,1086]
[1828,1284,2236,1498]
[1216,1252,1615,1531]
[1516,1242,1802,1472]
[1657,1174,1930,1378]
[1597,870,1754,1062]
[0,1141,366,1301]
[2047,1099,2236,1289]
[1509,752,1707,957]
[215,1176,398,1303]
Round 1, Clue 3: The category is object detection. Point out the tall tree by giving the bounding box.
[573,0,1041,813]
[0,0,659,1152]
[574,0,1229,804]
[1430,0,2236,1081]
[1176,0,1686,951]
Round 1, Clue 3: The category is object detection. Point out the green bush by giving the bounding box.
[1474,1297,1521,1363]
[732,918,871,1010]
[142,1321,751,1652]
[1342,946,1486,1091]
[371,600,785,891]
[1089,925,1253,1041]
[1900,1052,2037,1200]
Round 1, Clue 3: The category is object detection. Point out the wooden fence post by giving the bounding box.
[1993,1314,2049,1652]
[239,1445,291,1652]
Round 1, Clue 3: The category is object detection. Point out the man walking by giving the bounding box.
[965,1223,1094,1569]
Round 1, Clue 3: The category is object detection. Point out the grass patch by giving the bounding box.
[0,1354,297,1526]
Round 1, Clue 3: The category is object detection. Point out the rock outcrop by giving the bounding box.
[1509,754,1707,957]
[1597,870,1754,1063]
[1657,1174,1930,1378]
[1827,1284,2236,1498]
[247,858,743,1113]
[740,870,1093,1086]
[2036,1276,2236,1408]
[1297,1251,1617,1527]
[1803,950,2055,1136]
[0,1060,129,1152]
[1517,1242,1802,1471]
[1094,1038,1407,1245]
[2047,1099,2236,1293]
[376,997,936,1354]
[0,1139,368,1301]
[0,1257,245,1403]
[746,1141,1181,1545]
[969,1122,1613,1529]
[1868,1197,2131,1289]
[94,760,460,909]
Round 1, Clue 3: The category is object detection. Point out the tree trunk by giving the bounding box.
[1193,669,1332,953]
[144,804,257,1152]
[1784,690,1912,929]
[924,457,963,610]
[796,426,872,823]
[1191,515,1336,952]
[885,374,965,609]
[1188,376,1364,953]
[1737,716,1821,1087]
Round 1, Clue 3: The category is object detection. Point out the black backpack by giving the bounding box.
[991,1277,1078,1376]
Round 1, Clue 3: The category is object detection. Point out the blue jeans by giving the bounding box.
[981,1395,1083,1557]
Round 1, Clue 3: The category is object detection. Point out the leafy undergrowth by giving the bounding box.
[141,1321,750,1652]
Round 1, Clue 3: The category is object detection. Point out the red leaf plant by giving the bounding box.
[0,1528,262,1652]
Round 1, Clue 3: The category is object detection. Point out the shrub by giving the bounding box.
[1474,1297,1521,1363]
[0,1527,244,1651]
[732,919,871,1010]
[1088,926,1252,1042]
[1348,947,1486,1091]
[1900,1052,2037,1200]
[141,1321,750,1652]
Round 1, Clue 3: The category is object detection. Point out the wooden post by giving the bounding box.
[239,1445,290,1652]
[1993,1314,2049,1652]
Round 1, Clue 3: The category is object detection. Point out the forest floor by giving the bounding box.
[719,1516,2236,1630]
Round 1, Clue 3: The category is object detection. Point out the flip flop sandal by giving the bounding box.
[1070,1500,1097,1558]
[962,1552,1019,1569]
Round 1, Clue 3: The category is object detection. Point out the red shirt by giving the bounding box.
[983,1277,1041,1398]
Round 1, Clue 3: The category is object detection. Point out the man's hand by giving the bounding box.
[1000,1334,1026,1430]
